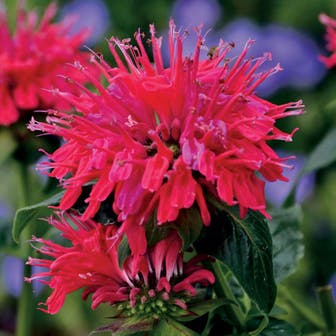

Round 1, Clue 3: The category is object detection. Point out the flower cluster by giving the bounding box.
[319,13,336,68]
[0,3,93,125]
[29,20,302,259]
[25,18,303,323]
[27,212,214,316]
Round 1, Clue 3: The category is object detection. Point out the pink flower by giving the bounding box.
[319,13,336,68]
[26,212,214,315]
[0,3,94,125]
[29,21,302,257]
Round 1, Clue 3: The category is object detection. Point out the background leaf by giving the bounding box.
[0,220,17,253]
[12,190,64,243]
[268,205,304,282]
[197,205,276,313]
[0,130,17,165]
[301,128,336,175]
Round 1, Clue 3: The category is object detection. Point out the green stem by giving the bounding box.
[210,260,245,329]
[283,173,301,207]
[15,162,34,336]
[201,309,215,336]
[278,285,325,330]
[317,286,336,336]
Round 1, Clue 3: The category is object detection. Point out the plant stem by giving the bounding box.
[210,260,245,329]
[278,285,325,330]
[15,162,33,336]
[317,286,336,336]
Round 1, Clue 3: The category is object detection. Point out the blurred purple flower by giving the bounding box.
[0,201,13,219]
[30,155,49,185]
[160,24,220,65]
[61,0,110,46]
[1,256,23,297]
[172,0,222,29]
[258,25,326,96]
[217,18,262,58]
[265,153,315,207]
[163,0,223,62]
[1,256,46,297]
[218,18,325,96]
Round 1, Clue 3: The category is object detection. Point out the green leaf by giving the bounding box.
[12,190,64,243]
[152,318,200,336]
[118,235,131,268]
[0,129,17,164]
[145,206,204,249]
[197,204,276,313]
[175,298,229,322]
[175,207,204,249]
[301,128,336,175]
[248,313,269,336]
[145,213,171,247]
[89,317,153,336]
[259,318,300,336]
[268,205,304,282]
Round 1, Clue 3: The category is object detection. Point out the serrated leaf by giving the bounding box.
[0,129,17,164]
[12,190,64,243]
[152,318,200,336]
[118,235,131,268]
[301,128,336,175]
[89,317,153,336]
[259,319,300,336]
[268,205,304,282]
[197,205,276,313]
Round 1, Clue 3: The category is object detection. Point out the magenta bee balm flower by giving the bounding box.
[0,3,94,125]
[29,20,303,258]
[26,212,214,315]
[319,13,336,68]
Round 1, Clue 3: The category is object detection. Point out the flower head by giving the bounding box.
[0,2,94,125]
[29,20,302,257]
[319,13,336,68]
[26,212,214,315]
